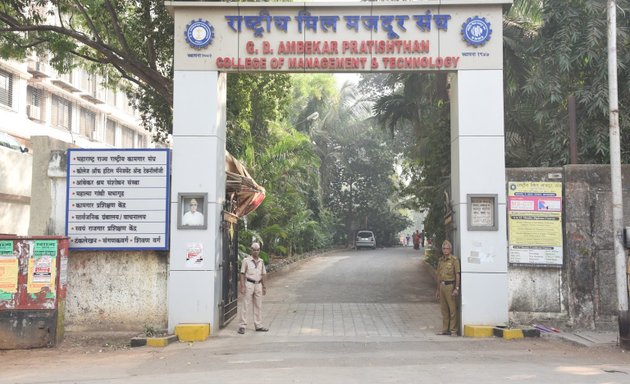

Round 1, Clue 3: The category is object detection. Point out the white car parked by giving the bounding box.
[355,230,376,250]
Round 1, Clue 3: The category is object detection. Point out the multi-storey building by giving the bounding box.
[0,56,156,236]
[0,56,151,151]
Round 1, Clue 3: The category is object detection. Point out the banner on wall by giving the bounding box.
[507,181,563,266]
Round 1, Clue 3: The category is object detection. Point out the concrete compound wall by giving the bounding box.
[28,136,168,332]
[22,136,630,331]
[64,251,167,332]
[0,146,31,235]
[507,165,630,329]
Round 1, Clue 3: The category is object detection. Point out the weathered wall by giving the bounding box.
[0,146,31,235]
[28,136,168,332]
[65,251,168,331]
[507,165,630,330]
[28,136,72,236]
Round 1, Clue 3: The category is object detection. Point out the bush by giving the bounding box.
[424,247,439,269]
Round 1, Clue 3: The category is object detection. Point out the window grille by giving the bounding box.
[80,108,96,138]
[121,126,134,148]
[51,95,72,130]
[0,69,13,107]
[106,119,116,146]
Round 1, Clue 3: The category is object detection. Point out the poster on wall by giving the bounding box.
[0,240,18,297]
[507,182,563,266]
[66,149,171,251]
[185,243,204,268]
[27,240,57,296]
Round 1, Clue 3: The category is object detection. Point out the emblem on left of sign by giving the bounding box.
[185,19,215,49]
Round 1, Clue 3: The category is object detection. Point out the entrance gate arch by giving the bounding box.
[166,1,511,334]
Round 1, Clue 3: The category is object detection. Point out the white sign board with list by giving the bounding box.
[65,149,170,250]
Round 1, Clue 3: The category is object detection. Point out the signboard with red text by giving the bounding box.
[172,2,504,72]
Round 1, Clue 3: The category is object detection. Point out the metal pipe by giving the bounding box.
[568,95,578,164]
[607,0,629,348]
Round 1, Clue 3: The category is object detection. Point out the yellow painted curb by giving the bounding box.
[464,325,494,338]
[147,337,170,347]
[175,324,210,342]
[501,329,524,340]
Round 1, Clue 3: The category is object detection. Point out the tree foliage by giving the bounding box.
[0,0,174,141]
[504,0,630,166]
[366,72,450,245]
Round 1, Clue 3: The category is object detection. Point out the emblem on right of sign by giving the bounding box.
[461,16,492,48]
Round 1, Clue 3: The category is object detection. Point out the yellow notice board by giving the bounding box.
[27,240,57,295]
[507,182,563,265]
[0,240,18,294]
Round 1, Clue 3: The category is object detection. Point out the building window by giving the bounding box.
[26,86,44,120]
[51,95,72,129]
[79,108,96,138]
[135,133,147,148]
[107,88,117,107]
[0,69,13,108]
[105,119,116,146]
[121,126,134,148]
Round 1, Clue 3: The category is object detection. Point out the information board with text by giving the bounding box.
[66,149,170,250]
[507,181,563,266]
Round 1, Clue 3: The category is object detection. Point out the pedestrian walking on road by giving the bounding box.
[412,230,420,250]
[436,240,460,336]
[238,242,269,334]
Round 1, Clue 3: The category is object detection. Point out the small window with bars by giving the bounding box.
[106,119,116,146]
[121,126,134,148]
[26,86,44,121]
[135,133,147,148]
[51,95,72,129]
[80,108,96,138]
[0,69,13,108]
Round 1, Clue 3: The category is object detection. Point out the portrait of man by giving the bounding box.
[179,194,207,228]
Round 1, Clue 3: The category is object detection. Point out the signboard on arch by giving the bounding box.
[170,1,507,73]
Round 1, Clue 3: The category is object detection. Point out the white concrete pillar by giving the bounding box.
[450,70,509,327]
[168,70,226,333]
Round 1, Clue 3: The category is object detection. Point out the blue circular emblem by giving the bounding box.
[185,19,214,50]
[461,16,492,47]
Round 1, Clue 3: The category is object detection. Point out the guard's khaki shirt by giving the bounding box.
[241,256,266,282]
[437,254,460,281]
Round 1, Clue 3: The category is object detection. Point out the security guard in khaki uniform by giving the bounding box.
[238,242,268,334]
[436,240,461,335]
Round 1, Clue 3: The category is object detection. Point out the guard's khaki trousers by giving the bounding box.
[239,281,263,329]
[439,284,458,334]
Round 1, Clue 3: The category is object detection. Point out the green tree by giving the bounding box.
[505,0,630,165]
[0,0,174,141]
[367,72,450,245]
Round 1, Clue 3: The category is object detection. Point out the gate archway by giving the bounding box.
[166,0,510,334]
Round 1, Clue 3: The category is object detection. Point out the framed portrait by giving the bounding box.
[177,193,208,229]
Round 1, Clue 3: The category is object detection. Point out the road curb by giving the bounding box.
[130,334,179,348]
[464,325,540,339]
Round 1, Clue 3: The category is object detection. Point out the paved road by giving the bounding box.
[239,245,441,337]
[1,247,629,384]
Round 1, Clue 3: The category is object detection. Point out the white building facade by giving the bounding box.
[0,57,154,237]
[0,57,150,152]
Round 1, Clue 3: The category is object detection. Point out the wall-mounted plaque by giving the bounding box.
[467,194,498,231]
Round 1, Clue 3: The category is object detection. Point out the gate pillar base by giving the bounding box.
[175,323,210,342]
